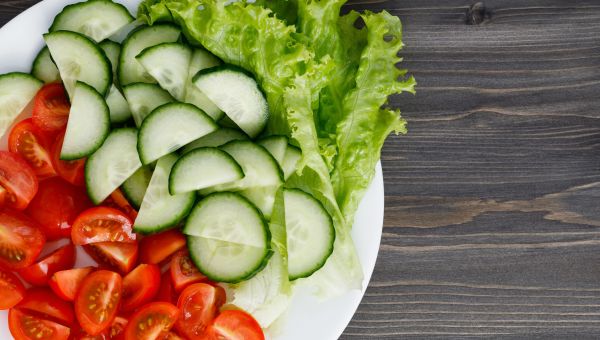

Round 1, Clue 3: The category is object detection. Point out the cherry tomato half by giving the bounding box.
[121,264,161,312]
[71,207,136,246]
[9,118,56,179]
[175,283,226,339]
[16,288,75,327]
[0,268,25,309]
[207,310,265,340]
[103,189,138,220]
[139,229,186,265]
[18,243,76,286]
[124,302,180,340]
[32,83,70,132]
[84,241,139,274]
[51,131,86,186]
[170,249,208,292]
[74,316,128,340]
[0,209,45,270]
[49,266,94,301]
[0,151,39,210]
[155,271,178,305]
[75,270,123,336]
[9,308,71,340]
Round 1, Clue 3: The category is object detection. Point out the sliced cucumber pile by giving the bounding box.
[137,102,217,164]
[185,49,223,120]
[122,83,173,126]
[0,73,42,138]
[31,47,60,83]
[121,166,153,209]
[137,42,192,101]
[61,82,110,160]
[106,85,132,123]
[99,40,120,80]
[282,145,302,180]
[49,0,134,42]
[182,128,248,154]
[258,136,288,166]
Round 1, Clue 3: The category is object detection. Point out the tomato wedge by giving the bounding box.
[16,288,75,327]
[0,268,25,309]
[170,249,209,292]
[18,243,76,286]
[0,209,45,270]
[26,177,91,240]
[0,151,39,210]
[75,270,123,336]
[175,283,226,338]
[9,308,71,340]
[74,316,128,340]
[121,264,161,312]
[72,207,136,245]
[124,302,180,340]
[157,332,184,340]
[84,241,139,274]
[103,189,138,220]
[9,118,56,179]
[49,266,94,301]
[51,131,86,186]
[207,310,265,340]
[32,82,70,132]
[139,229,186,265]
[155,272,178,305]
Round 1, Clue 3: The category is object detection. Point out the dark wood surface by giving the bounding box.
[3,1,600,339]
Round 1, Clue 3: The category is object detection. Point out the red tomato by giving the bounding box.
[16,288,75,327]
[121,264,161,312]
[49,266,94,301]
[170,249,208,292]
[71,207,136,246]
[139,229,186,265]
[84,241,139,274]
[74,316,128,340]
[157,332,184,340]
[51,131,86,186]
[32,83,70,132]
[9,308,71,340]
[175,283,226,338]
[207,310,265,340]
[155,271,178,305]
[18,243,76,286]
[75,270,123,336]
[26,177,90,240]
[0,209,45,270]
[9,118,57,179]
[124,302,180,340]
[103,189,138,220]
[0,268,25,309]
[0,151,39,210]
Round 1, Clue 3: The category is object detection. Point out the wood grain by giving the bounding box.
[3,1,600,339]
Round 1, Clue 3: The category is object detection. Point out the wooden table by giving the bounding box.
[2,1,599,339]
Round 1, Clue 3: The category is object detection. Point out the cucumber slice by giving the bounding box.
[282,145,301,180]
[122,83,173,126]
[31,47,60,83]
[121,166,153,209]
[118,25,181,86]
[137,102,218,165]
[44,31,112,98]
[49,0,134,42]
[0,73,43,138]
[85,128,142,204]
[240,186,279,220]
[200,141,282,194]
[185,49,223,120]
[218,115,239,129]
[169,148,244,195]
[61,82,110,160]
[182,128,248,154]
[99,40,120,79]
[134,154,195,234]
[105,85,132,123]
[258,136,288,166]
[137,43,192,101]
[284,189,335,280]
[193,66,268,138]
[184,192,272,283]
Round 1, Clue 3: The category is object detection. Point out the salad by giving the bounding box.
[0,0,415,339]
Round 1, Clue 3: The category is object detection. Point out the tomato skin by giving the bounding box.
[155,271,178,305]
[175,283,226,339]
[26,177,91,240]
[103,189,138,220]
[32,82,70,132]
[9,308,71,340]
[84,241,139,274]
[139,229,186,265]
[9,118,57,179]
[75,270,123,336]
[50,131,86,186]
[49,266,94,301]
[0,151,39,210]
[170,249,209,292]
[121,264,161,312]
[73,316,128,340]
[0,209,46,270]
[124,302,180,340]
[18,243,76,286]
[71,207,136,246]
[0,268,25,309]
[16,288,75,327]
[208,310,265,340]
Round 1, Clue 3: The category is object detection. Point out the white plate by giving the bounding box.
[0,1,384,338]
